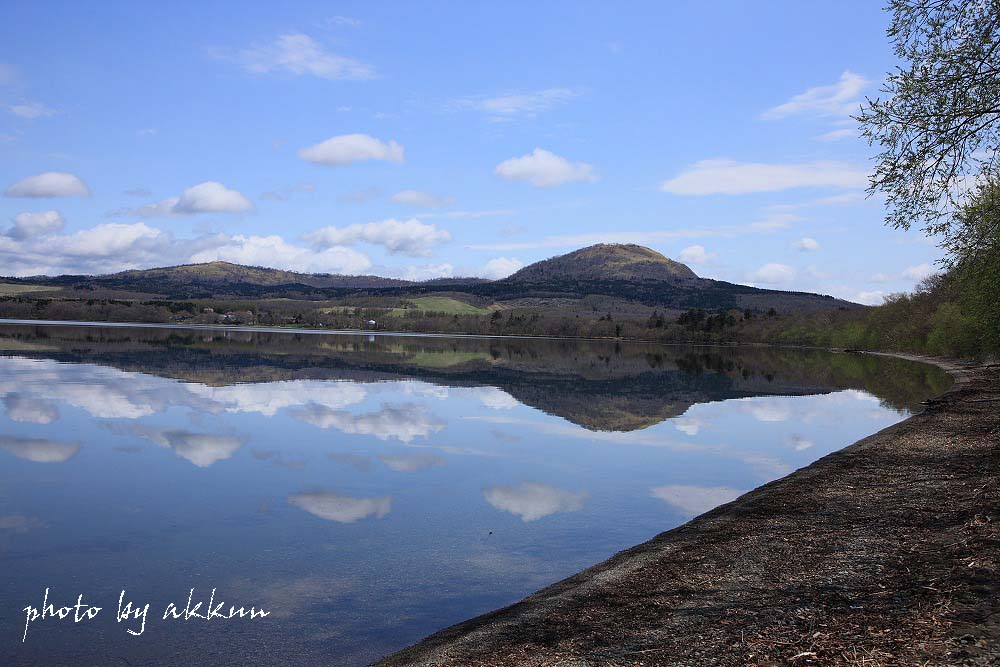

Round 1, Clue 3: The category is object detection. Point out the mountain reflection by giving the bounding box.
[0,323,951,434]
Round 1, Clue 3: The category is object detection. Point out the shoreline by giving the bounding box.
[374,355,999,666]
[0,317,903,355]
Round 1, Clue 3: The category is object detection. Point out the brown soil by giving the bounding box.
[375,355,999,667]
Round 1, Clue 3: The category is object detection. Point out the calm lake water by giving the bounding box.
[0,323,951,666]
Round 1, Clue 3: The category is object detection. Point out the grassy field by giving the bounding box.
[320,296,491,317]
[407,297,491,315]
[0,283,61,296]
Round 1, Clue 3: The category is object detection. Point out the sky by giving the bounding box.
[0,1,943,304]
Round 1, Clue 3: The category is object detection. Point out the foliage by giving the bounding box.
[859,0,1000,243]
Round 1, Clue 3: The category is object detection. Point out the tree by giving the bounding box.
[858,0,1000,250]
[951,177,1000,349]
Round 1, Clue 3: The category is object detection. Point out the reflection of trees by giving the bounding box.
[0,324,950,432]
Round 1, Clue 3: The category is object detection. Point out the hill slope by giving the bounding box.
[5,244,860,313]
[508,244,698,282]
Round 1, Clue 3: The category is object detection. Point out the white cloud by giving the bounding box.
[809,191,868,206]
[391,190,454,209]
[750,212,799,231]
[130,197,181,217]
[7,210,64,239]
[304,218,451,256]
[677,244,716,265]
[902,262,935,281]
[0,218,380,277]
[853,290,886,306]
[289,491,391,523]
[454,88,579,119]
[483,482,587,522]
[793,237,821,251]
[480,257,523,279]
[174,181,253,214]
[4,172,90,198]
[650,485,743,516]
[761,71,868,120]
[866,263,936,287]
[298,133,403,167]
[190,234,372,274]
[495,148,598,188]
[815,128,855,142]
[57,222,167,260]
[395,263,454,281]
[748,262,796,285]
[6,101,56,119]
[660,159,867,195]
[233,33,374,80]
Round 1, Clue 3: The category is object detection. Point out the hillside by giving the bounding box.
[1,244,860,326]
[507,244,699,282]
[19,260,412,295]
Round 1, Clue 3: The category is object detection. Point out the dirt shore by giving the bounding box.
[375,355,999,667]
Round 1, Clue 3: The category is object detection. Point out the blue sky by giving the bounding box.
[0,1,941,303]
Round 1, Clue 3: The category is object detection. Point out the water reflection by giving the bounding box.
[0,323,952,666]
[0,435,80,463]
[650,484,744,516]
[291,402,445,442]
[484,482,589,522]
[289,491,393,523]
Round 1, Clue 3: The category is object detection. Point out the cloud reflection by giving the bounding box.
[288,491,392,523]
[291,403,445,443]
[133,427,245,467]
[0,436,80,463]
[3,394,59,424]
[378,453,444,472]
[650,484,743,516]
[483,482,587,522]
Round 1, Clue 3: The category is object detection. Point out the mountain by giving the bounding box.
[6,244,859,313]
[507,244,698,282]
[22,260,413,294]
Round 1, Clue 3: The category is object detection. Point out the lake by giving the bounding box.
[0,322,951,666]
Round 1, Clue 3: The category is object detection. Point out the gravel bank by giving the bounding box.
[375,355,999,667]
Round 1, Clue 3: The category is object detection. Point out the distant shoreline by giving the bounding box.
[0,317,860,353]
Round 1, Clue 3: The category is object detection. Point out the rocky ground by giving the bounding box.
[375,355,999,667]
